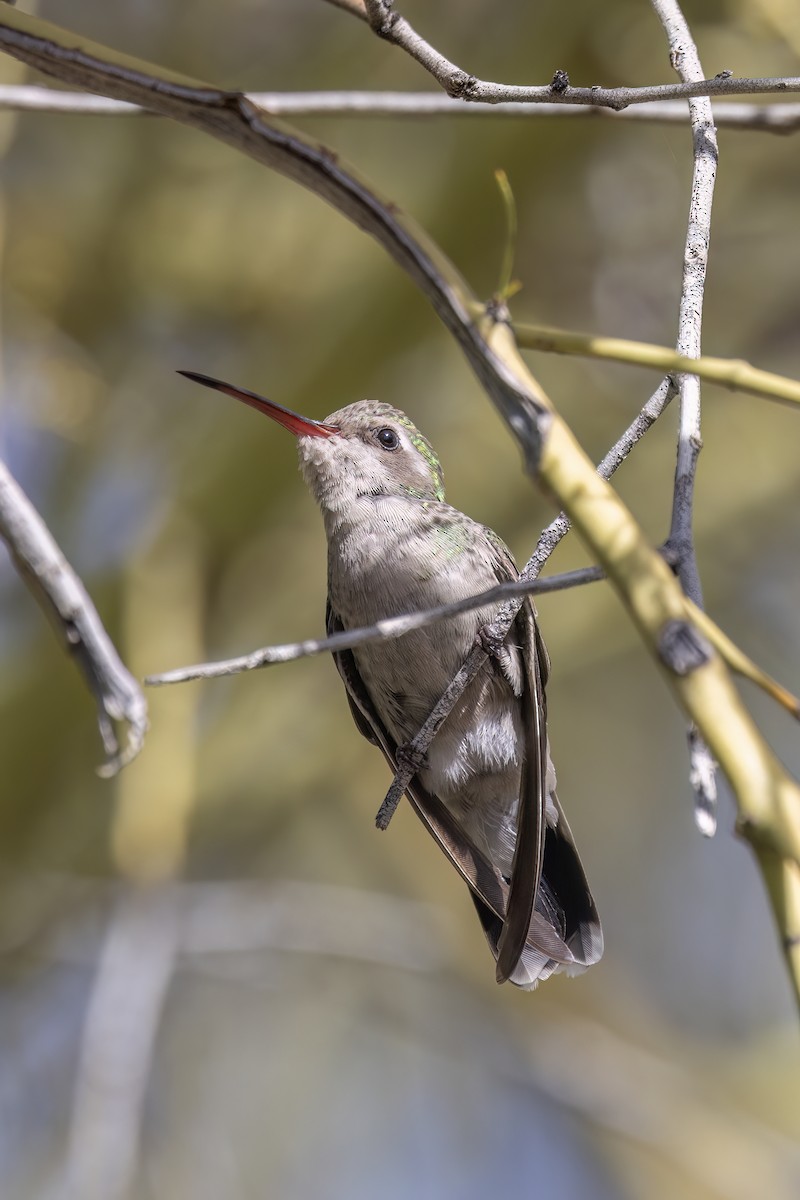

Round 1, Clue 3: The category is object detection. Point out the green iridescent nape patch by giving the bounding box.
[394,412,446,501]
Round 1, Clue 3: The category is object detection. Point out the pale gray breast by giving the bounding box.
[327,498,505,740]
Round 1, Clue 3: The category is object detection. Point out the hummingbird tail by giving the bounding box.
[470,896,562,987]
[471,810,603,990]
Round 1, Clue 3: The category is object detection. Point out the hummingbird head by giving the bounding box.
[299,398,446,514]
[179,373,446,516]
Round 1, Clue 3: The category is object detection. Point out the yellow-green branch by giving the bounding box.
[514,321,800,409]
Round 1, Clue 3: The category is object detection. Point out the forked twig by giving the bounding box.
[343,0,800,109]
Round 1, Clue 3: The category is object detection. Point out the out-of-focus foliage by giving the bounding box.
[1,2,799,1197]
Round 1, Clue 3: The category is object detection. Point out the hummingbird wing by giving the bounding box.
[326,599,582,984]
[477,533,568,983]
[327,602,512,918]
[528,607,603,975]
[482,536,603,982]
[493,593,547,983]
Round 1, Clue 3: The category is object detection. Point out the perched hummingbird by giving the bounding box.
[180,371,603,988]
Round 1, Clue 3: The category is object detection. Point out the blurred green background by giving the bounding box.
[1,1,800,1197]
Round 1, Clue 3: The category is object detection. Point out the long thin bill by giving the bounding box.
[178,371,340,438]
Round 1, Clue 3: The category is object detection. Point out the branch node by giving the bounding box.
[485,295,511,325]
[550,69,570,94]
[658,619,712,676]
[447,70,478,100]
[476,621,506,661]
[364,0,395,35]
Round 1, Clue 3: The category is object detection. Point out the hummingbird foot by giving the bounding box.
[476,624,522,696]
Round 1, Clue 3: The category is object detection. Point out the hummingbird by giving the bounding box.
[179,370,603,988]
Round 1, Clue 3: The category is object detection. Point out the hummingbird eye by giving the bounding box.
[375,426,400,450]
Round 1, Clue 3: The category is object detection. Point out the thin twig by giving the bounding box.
[4,84,800,132]
[0,458,147,773]
[493,169,518,300]
[653,0,721,834]
[349,0,800,109]
[513,321,800,409]
[145,564,606,687]
[0,84,142,113]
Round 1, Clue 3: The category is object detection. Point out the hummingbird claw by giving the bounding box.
[476,623,505,659]
[476,624,522,695]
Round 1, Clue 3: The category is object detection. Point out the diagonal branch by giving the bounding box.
[0,458,147,773]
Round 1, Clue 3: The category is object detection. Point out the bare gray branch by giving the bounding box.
[0,458,147,773]
[346,1,800,109]
[145,564,606,688]
[653,0,721,826]
[3,85,800,132]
